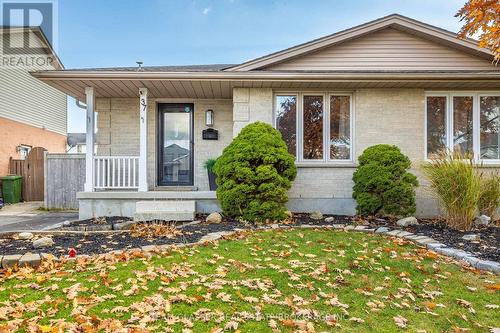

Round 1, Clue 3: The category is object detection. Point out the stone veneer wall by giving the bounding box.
[95,98,233,190]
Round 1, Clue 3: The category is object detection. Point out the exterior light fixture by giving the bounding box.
[205,109,214,127]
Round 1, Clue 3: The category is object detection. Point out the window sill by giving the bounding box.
[295,162,357,168]
[476,161,500,168]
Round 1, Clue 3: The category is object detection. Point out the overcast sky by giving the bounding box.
[60,0,468,132]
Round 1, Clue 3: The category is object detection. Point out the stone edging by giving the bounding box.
[1,224,499,274]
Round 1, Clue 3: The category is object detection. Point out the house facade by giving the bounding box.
[32,15,500,220]
[0,27,67,176]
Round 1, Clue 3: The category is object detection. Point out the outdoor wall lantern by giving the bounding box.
[205,109,214,127]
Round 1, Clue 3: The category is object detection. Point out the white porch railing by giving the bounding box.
[94,156,139,189]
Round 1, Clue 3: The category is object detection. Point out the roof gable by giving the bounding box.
[266,27,498,71]
[226,14,496,72]
[0,27,64,70]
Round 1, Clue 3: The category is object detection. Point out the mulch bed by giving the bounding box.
[66,216,132,227]
[359,217,499,262]
[0,214,498,262]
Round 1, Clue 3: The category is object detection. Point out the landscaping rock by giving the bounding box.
[19,253,41,268]
[63,220,72,227]
[474,215,491,226]
[270,223,279,229]
[32,237,54,249]
[200,231,231,242]
[375,227,390,234]
[475,260,500,274]
[206,212,222,224]
[310,211,323,220]
[324,217,334,223]
[462,234,480,241]
[18,232,34,240]
[2,254,22,269]
[113,221,136,230]
[396,216,418,227]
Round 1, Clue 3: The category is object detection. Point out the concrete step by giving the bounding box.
[134,200,195,222]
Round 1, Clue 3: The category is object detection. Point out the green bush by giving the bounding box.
[213,122,297,222]
[478,173,500,221]
[353,144,418,217]
[421,151,481,231]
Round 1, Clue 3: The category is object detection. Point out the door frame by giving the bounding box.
[157,103,195,186]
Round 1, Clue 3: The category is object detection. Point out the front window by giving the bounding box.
[453,96,473,154]
[303,95,324,160]
[480,96,500,160]
[275,92,353,163]
[330,95,351,160]
[275,95,297,156]
[426,93,500,162]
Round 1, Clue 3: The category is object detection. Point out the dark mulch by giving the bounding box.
[407,221,499,262]
[360,217,499,262]
[1,214,498,262]
[67,216,132,227]
[0,218,249,256]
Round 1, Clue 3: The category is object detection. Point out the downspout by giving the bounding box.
[66,100,88,153]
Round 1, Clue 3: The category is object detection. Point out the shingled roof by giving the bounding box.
[64,64,235,72]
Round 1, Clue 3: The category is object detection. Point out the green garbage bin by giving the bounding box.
[1,175,22,203]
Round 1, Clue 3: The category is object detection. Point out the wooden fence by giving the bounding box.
[9,147,46,201]
[44,153,85,209]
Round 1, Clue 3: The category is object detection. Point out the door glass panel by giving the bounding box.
[480,96,500,160]
[303,95,324,160]
[160,104,192,185]
[453,96,473,155]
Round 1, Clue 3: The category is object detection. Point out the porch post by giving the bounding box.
[138,88,148,191]
[84,87,95,192]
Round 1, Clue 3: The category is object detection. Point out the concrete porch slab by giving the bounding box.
[77,191,219,219]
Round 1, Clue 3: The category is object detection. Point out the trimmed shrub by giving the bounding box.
[421,151,482,230]
[213,122,297,222]
[478,173,500,221]
[353,144,418,217]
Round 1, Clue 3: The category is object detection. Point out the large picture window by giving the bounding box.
[426,93,500,163]
[275,92,353,163]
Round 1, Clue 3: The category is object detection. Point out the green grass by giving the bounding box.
[0,228,498,332]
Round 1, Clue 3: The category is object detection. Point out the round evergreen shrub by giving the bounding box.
[352,144,418,217]
[213,122,297,222]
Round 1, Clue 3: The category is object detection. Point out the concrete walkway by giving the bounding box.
[0,202,78,232]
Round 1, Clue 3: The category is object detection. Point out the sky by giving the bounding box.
[55,0,468,133]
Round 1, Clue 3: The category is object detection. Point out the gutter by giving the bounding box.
[31,71,500,81]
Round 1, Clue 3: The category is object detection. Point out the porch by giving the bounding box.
[77,84,234,219]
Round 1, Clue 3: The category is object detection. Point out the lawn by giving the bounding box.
[0,228,498,332]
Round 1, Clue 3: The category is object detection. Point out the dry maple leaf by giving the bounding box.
[393,315,408,329]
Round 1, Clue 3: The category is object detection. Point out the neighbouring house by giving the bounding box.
[0,27,67,176]
[67,133,87,153]
[31,14,500,220]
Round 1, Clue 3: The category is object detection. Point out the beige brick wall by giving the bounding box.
[232,88,273,136]
[95,98,232,190]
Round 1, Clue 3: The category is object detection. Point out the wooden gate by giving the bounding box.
[9,147,46,201]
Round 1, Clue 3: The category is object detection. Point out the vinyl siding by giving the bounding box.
[267,28,499,71]
[0,30,66,135]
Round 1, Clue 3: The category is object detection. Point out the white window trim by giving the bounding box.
[425,91,500,165]
[274,91,355,166]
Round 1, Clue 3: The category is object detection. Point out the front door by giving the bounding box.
[158,103,194,186]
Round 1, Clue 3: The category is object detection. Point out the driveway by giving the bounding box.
[0,202,78,232]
